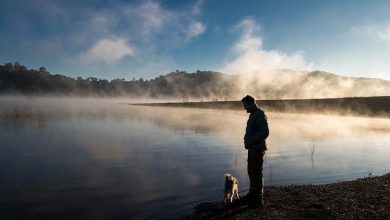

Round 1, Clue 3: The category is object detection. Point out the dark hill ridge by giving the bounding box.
[1,62,389,99]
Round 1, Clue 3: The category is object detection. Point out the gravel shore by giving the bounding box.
[182,173,390,219]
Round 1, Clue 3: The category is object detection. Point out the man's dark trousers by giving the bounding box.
[247,148,265,202]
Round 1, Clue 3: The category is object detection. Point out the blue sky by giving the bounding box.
[1,0,390,80]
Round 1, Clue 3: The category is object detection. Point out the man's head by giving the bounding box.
[241,95,257,113]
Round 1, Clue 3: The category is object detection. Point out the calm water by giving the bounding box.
[0,97,389,219]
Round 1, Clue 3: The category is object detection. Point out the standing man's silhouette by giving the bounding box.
[241,95,269,208]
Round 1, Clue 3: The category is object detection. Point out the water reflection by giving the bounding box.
[0,97,389,219]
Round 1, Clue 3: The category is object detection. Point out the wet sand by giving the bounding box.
[181,173,390,219]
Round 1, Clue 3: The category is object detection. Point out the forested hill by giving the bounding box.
[1,62,389,99]
[0,62,231,98]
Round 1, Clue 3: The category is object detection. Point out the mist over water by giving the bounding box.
[0,97,389,219]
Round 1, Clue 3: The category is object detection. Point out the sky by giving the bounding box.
[1,0,390,80]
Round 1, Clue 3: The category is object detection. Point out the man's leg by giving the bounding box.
[247,149,265,206]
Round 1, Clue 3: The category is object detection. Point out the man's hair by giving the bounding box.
[241,95,255,104]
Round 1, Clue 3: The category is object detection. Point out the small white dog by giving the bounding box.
[224,174,240,204]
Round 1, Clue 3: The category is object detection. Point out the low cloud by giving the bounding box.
[352,22,390,42]
[221,18,310,75]
[217,18,390,99]
[81,38,134,63]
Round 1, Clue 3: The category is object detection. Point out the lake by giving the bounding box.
[0,97,389,219]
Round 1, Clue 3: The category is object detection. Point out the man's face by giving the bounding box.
[242,101,251,113]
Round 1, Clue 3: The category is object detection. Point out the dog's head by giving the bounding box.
[224,174,238,189]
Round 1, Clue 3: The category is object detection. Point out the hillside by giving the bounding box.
[0,62,389,99]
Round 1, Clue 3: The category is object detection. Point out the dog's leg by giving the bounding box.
[234,186,240,200]
[232,179,239,200]
[225,191,232,204]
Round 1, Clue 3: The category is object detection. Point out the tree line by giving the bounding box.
[0,62,235,98]
[3,62,388,100]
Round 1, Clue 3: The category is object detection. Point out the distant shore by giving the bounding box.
[181,173,390,219]
[131,96,390,117]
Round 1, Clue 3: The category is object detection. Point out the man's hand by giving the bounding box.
[244,139,250,149]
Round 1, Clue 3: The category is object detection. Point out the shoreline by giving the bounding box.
[131,96,390,118]
[181,173,390,219]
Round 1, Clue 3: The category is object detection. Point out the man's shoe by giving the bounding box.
[248,197,264,209]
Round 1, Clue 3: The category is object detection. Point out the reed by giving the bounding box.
[3,105,33,118]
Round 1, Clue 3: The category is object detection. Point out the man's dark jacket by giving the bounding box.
[244,107,269,151]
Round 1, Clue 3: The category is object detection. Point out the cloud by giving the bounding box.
[122,1,205,42]
[122,0,176,39]
[352,22,390,42]
[75,0,206,70]
[221,18,310,74]
[1,0,206,75]
[97,0,205,42]
[186,21,206,39]
[191,0,203,16]
[81,38,134,63]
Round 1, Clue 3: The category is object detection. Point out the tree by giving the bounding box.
[4,63,13,71]
[39,67,47,73]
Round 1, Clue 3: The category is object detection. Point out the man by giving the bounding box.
[241,95,269,208]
